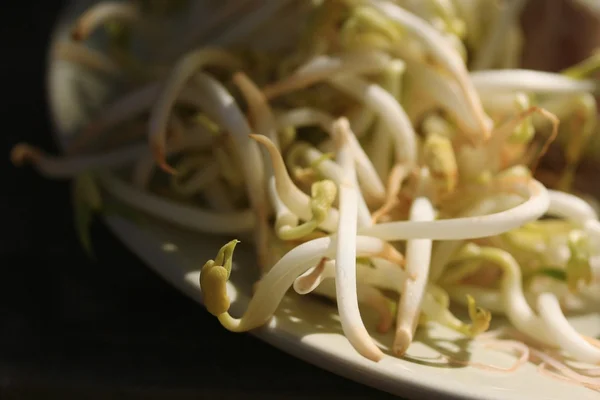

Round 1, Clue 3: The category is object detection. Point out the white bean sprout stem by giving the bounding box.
[70,1,140,41]
[12,0,600,382]
[98,173,255,234]
[470,69,598,95]
[537,293,600,364]
[332,118,384,361]
[393,168,436,355]
[470,0,529,71]
[360,180,549,241]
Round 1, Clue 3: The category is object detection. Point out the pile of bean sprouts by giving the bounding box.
[11,0,600,391]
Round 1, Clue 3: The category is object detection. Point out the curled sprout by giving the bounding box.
[422,287,491,337]
[13,0,600,381]
[449,243,556,345]
[200,240,240,316]
[70,1,140,42]
[278,180,338,240]
[465,294,492,336]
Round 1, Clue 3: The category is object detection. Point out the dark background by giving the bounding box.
[1,2,396,399]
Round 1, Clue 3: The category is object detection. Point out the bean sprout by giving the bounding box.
[13,0,600,387]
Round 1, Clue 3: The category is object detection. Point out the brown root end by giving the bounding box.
[248,133,262,142]
[295,257,329,294]
[366,293,394,334]
[231,72,246,89]
[10,144,41,167]
[530,108,560,174]
[262,85,277,100]
[393,328,412,356]
[70,26,84,41]
[378,243,405,269]
[151,142,176,175]
[583,335,600,349]
[377,318,393,334]
[371,199,400,224]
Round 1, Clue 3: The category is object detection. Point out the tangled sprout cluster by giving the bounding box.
[12,0,600,390]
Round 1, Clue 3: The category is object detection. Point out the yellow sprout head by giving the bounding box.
[509,93,535,145]
[423,133,458,195]
[566,231,592,293]
[465,294,492,336]
[278,179,337,241]
[310,179,337,222]
[199,240,240,316]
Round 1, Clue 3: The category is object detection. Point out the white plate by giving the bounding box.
[47,3,600,399]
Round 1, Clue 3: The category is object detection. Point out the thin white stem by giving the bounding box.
[296,144,371,226]
[370,0,490,140]
[394,169,436,355]
[499,23,524,69]
[547,190,598,223]
[294,260,406,296]
[71,1,139,41]
[293,259,336,295]
[445,286,505,314]
[98,173,255,234]
[452,0,484,51]
[275,107,385,203]
[170,159,221,196]
[347,106,376,138]
[167,0,259,59]
[369,123,393,181]
[263,50,391,99]
[147,50,240,164]
[275,108,332,131]
[67,82,200,155]
[453,245,555,345]
[310,278,395,334]
[191,73,267,210]
[251,134,339,231]
[537,293,600,364]
[330,75,417,167]
[233,71,280,258]
[192,73,270,266]
[333,118,384,361]
[217,235,398,332]
[53,42,121,76]
[361,179,549,241]
[531,348,600,388]
[547,189,600,245]
[130,134,217,189]
[269,175,300,236]
[430,192,526,281]
[11,143,146,178]
[406,59,484,139]
[233,72,280,148]
[211,0,296,46]
[470,0,528,70]
[470,70,597,95]
[370,60,405,181]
